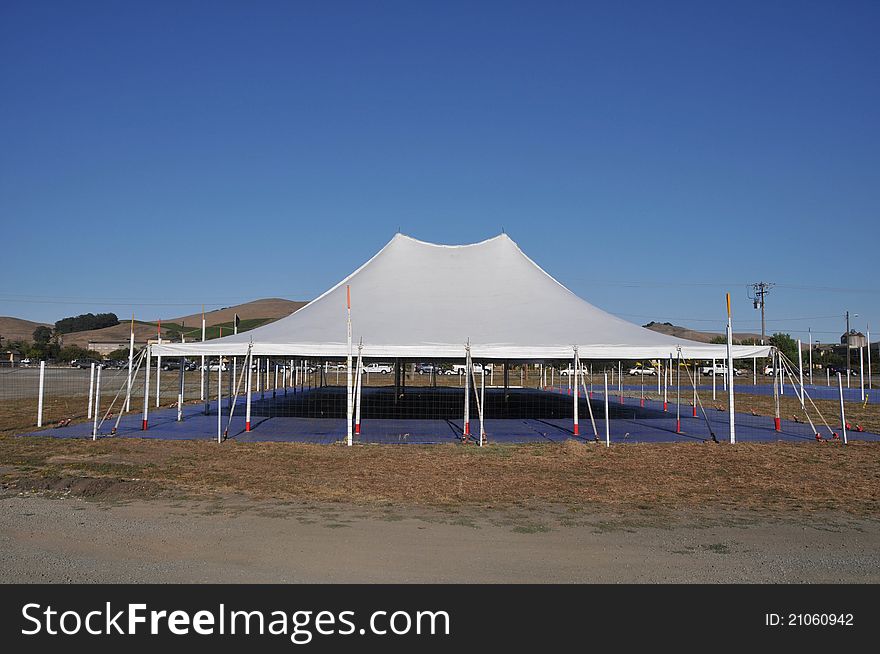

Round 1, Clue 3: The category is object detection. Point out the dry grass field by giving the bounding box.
[1,436,878,518]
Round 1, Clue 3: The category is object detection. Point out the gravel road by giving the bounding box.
[1,493,877,583]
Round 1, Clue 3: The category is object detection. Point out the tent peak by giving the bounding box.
[393,232,512,249]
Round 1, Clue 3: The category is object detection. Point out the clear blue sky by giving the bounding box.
[1,0,877,343]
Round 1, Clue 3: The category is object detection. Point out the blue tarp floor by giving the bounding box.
[21,387,879,445]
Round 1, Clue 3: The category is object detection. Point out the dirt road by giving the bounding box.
[1,493,877,583]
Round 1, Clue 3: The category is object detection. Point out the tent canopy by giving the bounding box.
[152,233,772,360]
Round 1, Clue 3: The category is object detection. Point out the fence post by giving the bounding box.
[36,360,45,427]
[838,372,847,445]
[87,362,95,419]
[92,365,102,440]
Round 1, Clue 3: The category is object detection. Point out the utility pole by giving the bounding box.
[749,282,773,345]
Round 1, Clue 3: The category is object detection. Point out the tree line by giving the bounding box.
[54,312,119,334]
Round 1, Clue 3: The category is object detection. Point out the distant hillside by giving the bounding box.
[60,298,306,348]
[170,298,306,328]
[0,317,52,344]
[644,321,762,344]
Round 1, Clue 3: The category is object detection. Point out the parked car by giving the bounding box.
[70,358,101,369]
[702,363,744,376]
[361,363,394,374]
[627,365,657,376]
[417,363,440,374]
[199,362,228,372]
[162,358,197,371]
[825,365,848,376]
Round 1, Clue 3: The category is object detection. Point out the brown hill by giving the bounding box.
[0,317,52,344]
[170,298,306,328]
[644,322,762,344]
[59,298,306,348]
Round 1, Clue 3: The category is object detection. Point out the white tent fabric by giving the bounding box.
[152,234,772,360]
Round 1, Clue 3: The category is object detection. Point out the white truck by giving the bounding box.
[361,363,394,374]
[701,363,743,376]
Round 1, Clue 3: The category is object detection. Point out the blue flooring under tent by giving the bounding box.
[606,381,878,404]
[21,386,879,445]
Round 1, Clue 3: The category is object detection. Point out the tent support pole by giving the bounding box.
[604,372,610,447]
[572,348,579,436]
[676,348,682,434]
[245,350,253,431]
[87,362,95,419]
[579,361,598,437]
[354,342,363,436]
[92,364,101,440]
[177,356,185,422]
[346,285,353,447]
[773,349,781,431]
[463,346,471,440]
[142,345,151,430]
[217,356,223,443]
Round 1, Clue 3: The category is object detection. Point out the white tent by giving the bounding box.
[152,233,771,361]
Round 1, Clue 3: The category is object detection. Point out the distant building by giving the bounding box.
[88,341,132,356]
[840,330,867,349]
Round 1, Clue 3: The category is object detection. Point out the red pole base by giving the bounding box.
[573,423,579,436]
[355,423,360,435]
[692,406,697,418]
[676,419,681,434]
[590,392,593,399]
[464,422,470,436]
[774,417,781,432]
[663,402,668,412]
[619,396,623,404]
[142,419,148,431]
[245,421,251,432]
[640,398,644,407]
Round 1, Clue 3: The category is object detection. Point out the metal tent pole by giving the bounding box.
[354,341,363,437]
[463,346,471,439]
[726,294,736,444]
[142,345,151,430]
[87,361,95,419]
[572,348,579,436]
[797,339,805,408]
[245,350,253,432]
[92,365,101,440]
[346,285,353,447]
[36,360,45,428]
[675,349,681,434]
[217,357,223,443]
[604,372,610,447]
[126,315,134,411]
[838,373,847,445]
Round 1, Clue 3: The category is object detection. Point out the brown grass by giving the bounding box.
[1,436,878,517]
